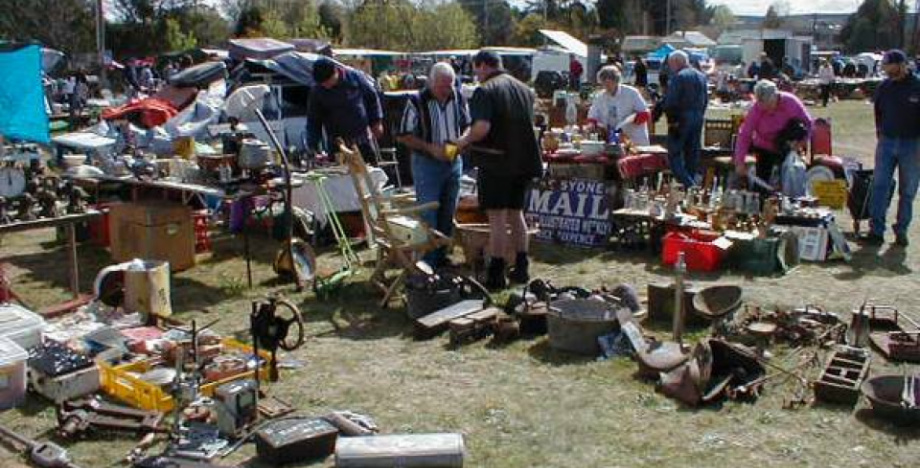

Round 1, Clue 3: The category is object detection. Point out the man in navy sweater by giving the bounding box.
[661,50,708,188]
[866,49,920,247]
[308,57,384,163]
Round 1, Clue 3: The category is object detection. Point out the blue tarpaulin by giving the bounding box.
[647,44,675,60]
[0,44,49,144]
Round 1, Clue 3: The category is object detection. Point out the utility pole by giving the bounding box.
[666,0,672,36]
[484,0,490,42]
[96,0,107,86]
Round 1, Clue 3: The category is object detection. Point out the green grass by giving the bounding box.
[1,100,919,467]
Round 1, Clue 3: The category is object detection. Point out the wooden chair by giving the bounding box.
[338,143,450,307]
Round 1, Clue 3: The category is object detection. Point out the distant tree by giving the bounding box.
[763,5,783,29]
[165,17,197,51]
[840,0,902,52]
[234,4,260,37]
[348,0,478,51]
[711,5,735,31]
[459,0,515,46]
[514,13,550,46]
[258,9,291,38]
[0,0,96,54]
[231,0,328,39]
[170,5,230,48]
[414,3,479,50]
[318,1,346,41]
[596,0,627,30]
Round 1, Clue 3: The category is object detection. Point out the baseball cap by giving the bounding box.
[313,57,337,84]
[882,49,907,65]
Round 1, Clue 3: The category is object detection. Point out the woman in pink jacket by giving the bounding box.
[734,80,813,184]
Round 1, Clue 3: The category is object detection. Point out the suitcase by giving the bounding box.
[255,417,339,465]
[847,169,894,234]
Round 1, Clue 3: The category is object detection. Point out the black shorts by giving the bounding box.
[478,172,531,210]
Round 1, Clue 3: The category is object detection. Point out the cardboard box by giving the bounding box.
[109,203,196,271]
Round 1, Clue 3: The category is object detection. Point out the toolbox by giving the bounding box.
[28,342,100,403]
[814,348,871,406]
[255,417,339,465]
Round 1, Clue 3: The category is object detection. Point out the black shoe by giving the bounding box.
[485,257,507,291]
[894,233,909,247]
[508,252,530,284]
[861,233,884,246]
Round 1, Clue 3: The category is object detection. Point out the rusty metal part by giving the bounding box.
[57,398,166,438]
[0,423,83,468]
[258,396,295,419]
[323,412,375,437]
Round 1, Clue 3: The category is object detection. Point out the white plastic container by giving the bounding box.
[0,303,46,349]
[0,337,28,409]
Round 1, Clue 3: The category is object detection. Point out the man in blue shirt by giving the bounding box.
[307,57,384,163]
[866,49,920,247]
[661,50,708,187]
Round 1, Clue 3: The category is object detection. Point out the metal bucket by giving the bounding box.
[547,299,619,355]
[862,374,920,425]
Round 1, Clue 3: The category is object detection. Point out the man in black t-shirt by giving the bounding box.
[455,50,542,290]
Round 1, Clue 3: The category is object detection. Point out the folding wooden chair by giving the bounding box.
[338,143,450,307]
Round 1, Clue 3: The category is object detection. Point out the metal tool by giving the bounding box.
[254,109,303,291]
[251,295,305,382]
[672,252,687,347]
[0,423,83,468]
[57,397,167,438]
[903,367,917,409]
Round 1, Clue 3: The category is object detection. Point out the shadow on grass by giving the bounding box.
[526,339,596,366]
[832,244,914,280]
[529,242,608,266]
[854,407,920,442]
[241,455,329,467]
[3,241,113,294]
[288,283,412,342]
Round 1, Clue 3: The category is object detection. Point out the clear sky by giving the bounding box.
[708,0,864,16]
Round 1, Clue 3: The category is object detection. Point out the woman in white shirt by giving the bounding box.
[817,59,835,107]
[587,65,651,145]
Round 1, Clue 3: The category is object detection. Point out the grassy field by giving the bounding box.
[1,100,919,467]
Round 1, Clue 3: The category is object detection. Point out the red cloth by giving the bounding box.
[633,110,651,125]
[570,59,583,78]
[617,152,669,179]
[102,97,179,128]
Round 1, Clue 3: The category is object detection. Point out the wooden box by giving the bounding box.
[109,202,196,271]
[814,349,870,406]
[647,282,708,326]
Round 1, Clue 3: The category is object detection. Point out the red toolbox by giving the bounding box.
[661,230,726,272]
